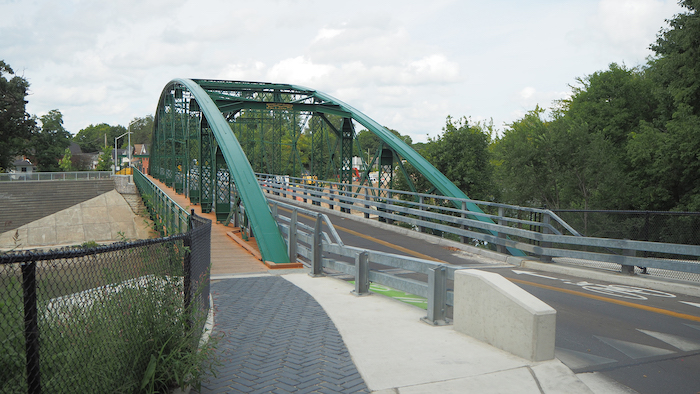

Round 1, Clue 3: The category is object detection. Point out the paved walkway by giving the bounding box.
[146,175,624,393]
[145,175,370,393]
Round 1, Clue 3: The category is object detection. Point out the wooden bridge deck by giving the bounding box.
[145,175,269,275]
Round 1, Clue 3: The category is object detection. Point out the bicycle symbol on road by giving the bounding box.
[569,282,676,300]
[512,270,677,300]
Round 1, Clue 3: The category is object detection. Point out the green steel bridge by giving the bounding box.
[149,79,507,264]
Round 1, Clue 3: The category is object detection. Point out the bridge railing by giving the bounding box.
[258,173,700,279]
[134,168,190,236]
[0,171,113,181]
[268,198,453,324]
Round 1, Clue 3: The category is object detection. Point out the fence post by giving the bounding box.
[352,251,370,296]
[310,215,324,276]
[419,196,426,233]
[289,209,298,264]
[621,242,635,275]
[497,206,507,254]
[364,186,370,219]
[423,265,447,325]
[22,261,41,394]
[329,184,334,210]
[540,212,552,263]
[461,201,467,244]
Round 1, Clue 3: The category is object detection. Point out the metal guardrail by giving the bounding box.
[134,168,190,236]
[0,171,113,181]
[268,198,454,324]
[258,173,700,276]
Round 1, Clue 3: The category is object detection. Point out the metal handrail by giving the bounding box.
[0,171,113,182]
[259,173,700,275]
[133,168,190,236]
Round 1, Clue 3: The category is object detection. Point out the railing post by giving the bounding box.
[329,184,334,210]
[497,206,507,254]
[423,265,448,325]
[541,212,552,262]
[289,209,298,264]
[310,215,324,276]
[352,251,370,296]
[419,196,426,233]
[364,186,370,219]
[460,201,467,243]
[22,261,41,394]
[621,242,635,275]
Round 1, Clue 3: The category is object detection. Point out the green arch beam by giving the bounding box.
[168,78,290,264]
[155,79,523,258]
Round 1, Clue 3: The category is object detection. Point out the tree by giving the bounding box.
[129,115,154,145]
[0,60,36,171]
[32,109,71,171]
[649,0,700,118]
[563,63,658,148]
[73,123,128,153]
[95,147,113,171]
[423,116,496,201]
[59,148,74,172]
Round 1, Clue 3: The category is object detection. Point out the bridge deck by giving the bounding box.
[145,175,267,275]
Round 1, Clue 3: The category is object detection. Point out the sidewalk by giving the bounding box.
[147,176,622,393]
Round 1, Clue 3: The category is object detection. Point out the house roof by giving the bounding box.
[13,158,33,166]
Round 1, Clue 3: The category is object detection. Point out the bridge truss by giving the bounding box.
[150,79,506,263]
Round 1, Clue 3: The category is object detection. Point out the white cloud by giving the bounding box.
[0,0,684,141]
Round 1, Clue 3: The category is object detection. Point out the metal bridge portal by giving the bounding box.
[150,79,505,263]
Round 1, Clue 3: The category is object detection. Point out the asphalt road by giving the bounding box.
[285,205,700,394]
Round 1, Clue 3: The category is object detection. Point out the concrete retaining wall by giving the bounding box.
[453,269,556,362]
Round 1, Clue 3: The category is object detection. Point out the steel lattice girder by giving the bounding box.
[157,79,524,258]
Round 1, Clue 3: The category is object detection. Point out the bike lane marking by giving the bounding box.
[508,277,700,323]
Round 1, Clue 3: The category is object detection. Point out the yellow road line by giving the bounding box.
[278,206,444,263]
[510,277,700,323]
[334,225,445,263]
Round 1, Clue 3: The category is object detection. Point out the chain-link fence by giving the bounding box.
[0,214,211,394]
[550,210,700,282]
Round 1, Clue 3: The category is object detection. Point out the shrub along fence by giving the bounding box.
[0,213,211,394]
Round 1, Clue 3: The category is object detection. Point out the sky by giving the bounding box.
[0,0,684,143]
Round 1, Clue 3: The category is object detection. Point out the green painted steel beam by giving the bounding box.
[170,78,290,264]
[293,84,526,257]
[213,100,351,118]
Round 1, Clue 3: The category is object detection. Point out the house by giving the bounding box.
[133,144,150,175]
[10,158,36,179]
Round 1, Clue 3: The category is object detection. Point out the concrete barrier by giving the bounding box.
[453,269,556,362]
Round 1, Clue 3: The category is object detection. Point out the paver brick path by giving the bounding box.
[194,276,369,394]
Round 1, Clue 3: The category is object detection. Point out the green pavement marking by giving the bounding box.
[349,281,427,309]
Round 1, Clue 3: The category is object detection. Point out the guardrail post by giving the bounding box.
[540,212,552,262]
[289,208,298,264]
[310,214,324,276]
[423,265,448,325]
[460,201,467,243]
[329,184,334,210]
[22,261,41,394]
[364,186,370,219]
[497,206,507,254]
[352,251,370,296]
[419,196,426,233]
[621,243,635,275]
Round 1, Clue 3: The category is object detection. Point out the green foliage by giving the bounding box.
[74,123,128,153]
[59,147,74,172]
[424,116,496,201]
[0,60,36,171]
[95,146,113,171]
[33,109,72,171]
[0,242,220,394]
[130,115,154,146]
